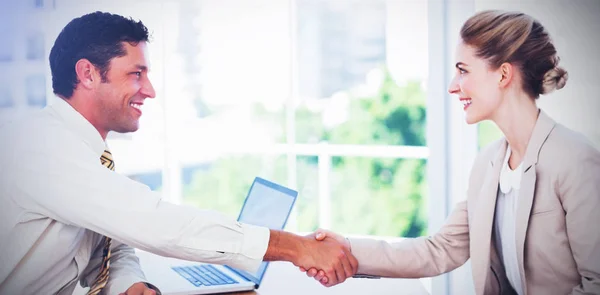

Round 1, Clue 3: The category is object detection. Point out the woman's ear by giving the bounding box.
[498,62,514,88]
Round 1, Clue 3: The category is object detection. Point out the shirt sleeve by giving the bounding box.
[7,128,270,273]
[348,201,470,278]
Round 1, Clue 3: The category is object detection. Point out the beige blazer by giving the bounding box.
[349,111,600,295]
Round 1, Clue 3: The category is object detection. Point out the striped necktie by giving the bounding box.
[87,150,115,295]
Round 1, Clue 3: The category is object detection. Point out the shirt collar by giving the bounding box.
[499,145,523,194]
[49,97,107,157]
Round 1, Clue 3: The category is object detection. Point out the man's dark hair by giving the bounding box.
[49,11,150,98]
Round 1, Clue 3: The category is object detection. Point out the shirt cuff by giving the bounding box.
[347,237,374,275]
[235,223,270,272]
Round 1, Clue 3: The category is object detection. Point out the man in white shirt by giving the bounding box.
[0,11,357,295]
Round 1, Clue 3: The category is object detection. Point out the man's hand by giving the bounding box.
[263,229,357,287]
[299,229,352,286]
[118,282,157,295]
[294,232,358,287]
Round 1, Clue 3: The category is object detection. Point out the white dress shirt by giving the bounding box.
[0,98,270,295]
[494,146,524,295]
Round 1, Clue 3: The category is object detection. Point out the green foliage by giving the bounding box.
[325,157,427,237]
[321,72,426,147]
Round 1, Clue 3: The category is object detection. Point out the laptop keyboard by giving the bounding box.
[172,265,239,287]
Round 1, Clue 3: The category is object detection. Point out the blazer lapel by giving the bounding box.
[471,140,506,295]
[514,110,556,295]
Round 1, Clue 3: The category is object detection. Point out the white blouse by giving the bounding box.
[494,146,524,295]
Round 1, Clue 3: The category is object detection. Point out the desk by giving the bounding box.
[227,261,429,295]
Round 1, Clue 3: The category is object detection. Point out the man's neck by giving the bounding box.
[61,96,109,140]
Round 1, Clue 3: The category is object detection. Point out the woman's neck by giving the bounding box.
[491,93,539,168]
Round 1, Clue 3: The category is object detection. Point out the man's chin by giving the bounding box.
[111,124,140,134]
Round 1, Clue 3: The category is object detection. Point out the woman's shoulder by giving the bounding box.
[544,123,600,161]
[534,123,600,183]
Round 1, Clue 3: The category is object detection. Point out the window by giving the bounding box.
[292,0,428,235]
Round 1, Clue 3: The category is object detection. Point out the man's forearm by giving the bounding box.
[263,230,302,264]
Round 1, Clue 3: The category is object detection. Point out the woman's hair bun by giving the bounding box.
[541,67,568,95]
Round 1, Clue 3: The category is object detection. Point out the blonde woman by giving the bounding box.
[302,10,600,295]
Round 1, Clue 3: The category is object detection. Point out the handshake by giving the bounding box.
[294,229,357,287]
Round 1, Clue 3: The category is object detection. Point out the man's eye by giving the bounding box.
[133,71,142,78]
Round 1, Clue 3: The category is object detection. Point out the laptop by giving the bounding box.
[136,177,298,295]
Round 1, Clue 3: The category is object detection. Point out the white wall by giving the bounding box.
[475,0,600,147]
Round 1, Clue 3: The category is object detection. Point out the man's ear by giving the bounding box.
[498,62,514,88]
[74,59,99,90]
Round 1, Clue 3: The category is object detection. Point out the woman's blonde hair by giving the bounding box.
[460,10,568,98]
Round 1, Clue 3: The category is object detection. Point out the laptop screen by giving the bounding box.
[227,177,297,285]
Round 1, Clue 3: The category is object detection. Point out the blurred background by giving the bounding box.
[0,0,598,294]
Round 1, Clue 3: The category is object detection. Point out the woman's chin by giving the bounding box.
[465,113,482,125]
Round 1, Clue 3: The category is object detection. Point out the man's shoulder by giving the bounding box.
[1,107,57,129]
[1,108,72,150]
